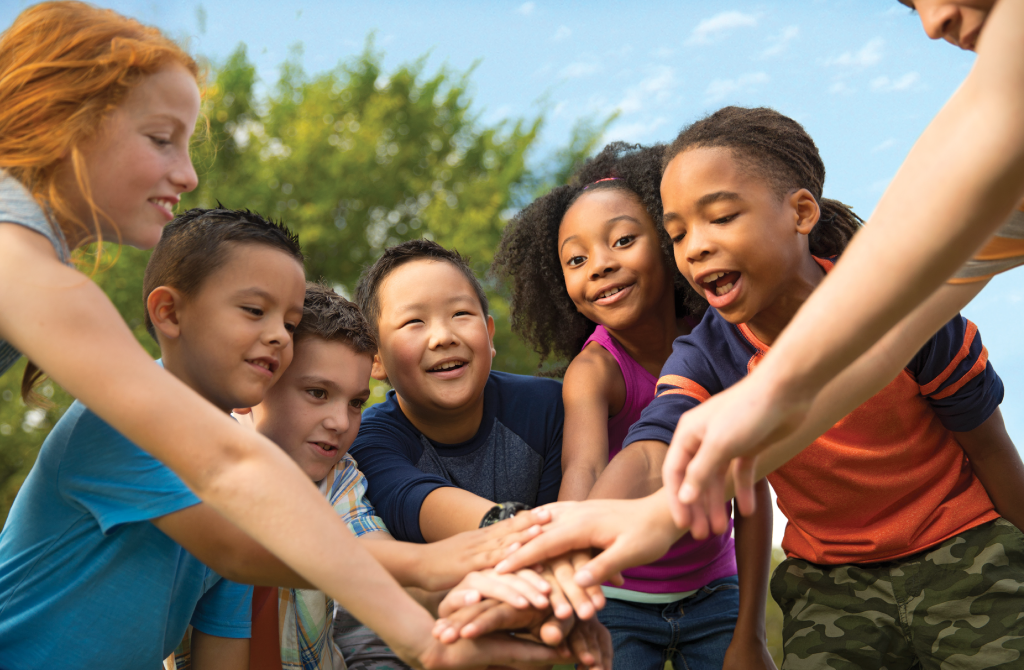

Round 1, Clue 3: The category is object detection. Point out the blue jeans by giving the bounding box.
[596,575,739,670]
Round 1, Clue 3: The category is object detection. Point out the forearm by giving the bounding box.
[362,537,435,589]
[588,441,665,501]
[954,409,1024,531]
[754,11,1024,399]
[558,463,604,502]
[731,480,773,639]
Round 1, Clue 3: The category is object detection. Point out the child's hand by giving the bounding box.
[433,598,574,647]
[419,509,552,592]
[438,568,551,616]
[537,550,605,620]
[565,617,614,670]
[722,634,777,670]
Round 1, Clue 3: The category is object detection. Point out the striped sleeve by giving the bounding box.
[623,337,720,448]
[908,314,1004,432]
[329,455,389,537]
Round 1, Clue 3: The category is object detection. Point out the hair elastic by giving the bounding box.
[582,177,621,190]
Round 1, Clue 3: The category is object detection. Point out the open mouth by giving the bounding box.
[310,441,338,456]
[593,283,634,305]
[247,358,277,376]
[149,197,178,220]
[428,360,466,373]
[700,271,741,297]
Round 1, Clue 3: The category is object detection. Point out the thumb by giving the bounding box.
[574,537,639,588]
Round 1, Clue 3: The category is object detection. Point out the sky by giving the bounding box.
[3,1,1019,545]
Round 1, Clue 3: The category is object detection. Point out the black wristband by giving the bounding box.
[479,501,531,528]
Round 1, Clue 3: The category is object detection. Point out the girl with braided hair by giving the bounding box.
[500,105,1024,668]
[494,142,775,670]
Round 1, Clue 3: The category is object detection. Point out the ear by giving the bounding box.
[370,352,389,382]
[147,286,185,340]
[790,188,821,236]
[486,314,496,359]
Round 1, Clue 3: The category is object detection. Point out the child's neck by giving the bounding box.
[159,348,235,415]
[744,254,827,346]
[396,391,485,445]
[603,286,685,378]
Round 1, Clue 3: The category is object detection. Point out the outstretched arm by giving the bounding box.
[664,4,1024,516]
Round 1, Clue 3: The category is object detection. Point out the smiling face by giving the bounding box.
[252,337,372,482]
[557,188,674,332]
[372,259,495,419]
[60,63,201,249]
[163,242,306,411]
[898,0,995,51]
[661,147,822,342]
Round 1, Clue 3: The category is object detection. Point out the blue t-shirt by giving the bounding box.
[350,371,564,542]
[0,401,252,670]
[0,171,72,377]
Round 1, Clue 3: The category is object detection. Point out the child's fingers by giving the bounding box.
[567,622,599,670]
[458,602,534,640]
[569,551,605,611]
[434,600,499,643]
[551,554,595,620]
[459,570,547,610]
[538,612,573,647]
[707,472,731,536]
[540,562,574,620]
[437,587,483,618]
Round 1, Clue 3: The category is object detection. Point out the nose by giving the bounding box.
[323,406,350,435]
[919,4,960,42]
[684,224,715,265]
[427,318,459,350]
[264,317,292,349]
[172,148,199,194]
[588,246,621,281]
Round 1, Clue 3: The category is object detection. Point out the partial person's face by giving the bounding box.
[898,0,995,51]
[661,147,818,329]
[252,338,372,483]
[372,259,495,416]
[61,63,201,249]
[158,243,306,411]
[558,188,675,332]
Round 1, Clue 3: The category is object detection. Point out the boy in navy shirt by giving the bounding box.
[351,240,563,544]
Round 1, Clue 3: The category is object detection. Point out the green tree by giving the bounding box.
[0,40,606,525]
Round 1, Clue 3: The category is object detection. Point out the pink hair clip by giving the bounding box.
[582,177,621,191]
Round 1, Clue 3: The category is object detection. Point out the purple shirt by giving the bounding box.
[583,325,736,594]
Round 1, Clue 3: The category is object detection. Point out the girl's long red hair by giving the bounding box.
[0,1,200,400]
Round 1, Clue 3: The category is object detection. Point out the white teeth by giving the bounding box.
[704,271,725,283]
[598,287,623,300]
[715,282,734,296]
[431,361,463,371]
[251,360,270,370]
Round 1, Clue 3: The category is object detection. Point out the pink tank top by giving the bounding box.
[582,325,737,593]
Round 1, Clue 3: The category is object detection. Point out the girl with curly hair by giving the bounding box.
[493,142,775,670]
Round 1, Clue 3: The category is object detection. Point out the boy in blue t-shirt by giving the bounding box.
[0,208,308,669]
[350,240,564,544]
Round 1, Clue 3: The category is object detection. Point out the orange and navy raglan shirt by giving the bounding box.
[624,258,1004,566]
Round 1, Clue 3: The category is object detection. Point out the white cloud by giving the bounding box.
[872,138,897,153]
[761,25,799,58]
[552,25,571,42]
[829,81,855,95]
[828,37,884,67]
[560,61,599,78]
[871,71,920,91]
[516,2,535,16]
[687,11,758,45]
[617,65,676,114]
[705,71,769,103]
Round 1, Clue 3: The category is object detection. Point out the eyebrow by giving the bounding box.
[297,375,338,389]
[233,287,277,302]
[695,191,742,208]
[559,215,642,254]
[142,113,188,130]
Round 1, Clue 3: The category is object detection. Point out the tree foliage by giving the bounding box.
[0,40,607,525]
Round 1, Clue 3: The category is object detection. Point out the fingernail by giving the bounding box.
[495,560,509,572]
[528,524,541,535]
[556,604,572,618]
[507,542,521,553]
[680,483,696,502]
[517,597,528,607]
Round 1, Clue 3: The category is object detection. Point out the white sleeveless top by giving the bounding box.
[0,172,72,376]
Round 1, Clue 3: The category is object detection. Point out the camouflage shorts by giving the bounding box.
[770,518,1024,670]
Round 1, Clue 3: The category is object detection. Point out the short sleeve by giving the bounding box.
[349,415,451,543]
[330,456,389,537]
[624,337,721,448]
[908,315,1003,432]
[190,576,253,639]
[0,172,71,263]
[58,408,200,534]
